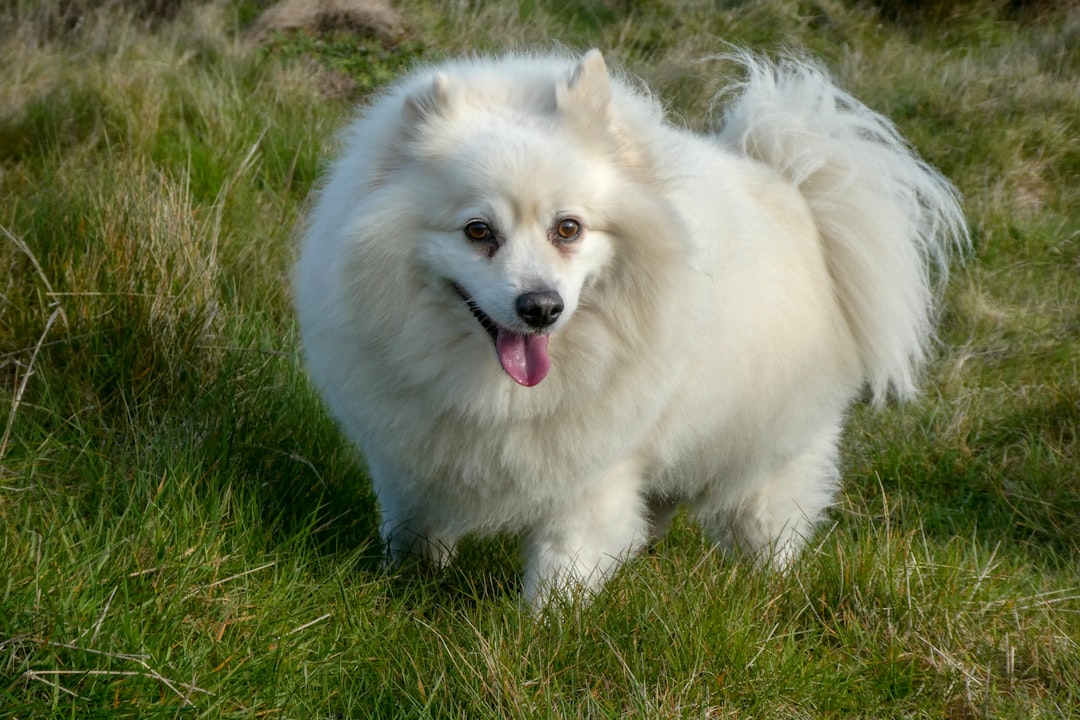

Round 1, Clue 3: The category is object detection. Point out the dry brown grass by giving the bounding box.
[249,0,406,42]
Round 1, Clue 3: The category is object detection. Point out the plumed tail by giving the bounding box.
[717,52,969,403]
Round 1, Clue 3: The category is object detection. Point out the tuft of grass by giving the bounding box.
[2,0,1078,717]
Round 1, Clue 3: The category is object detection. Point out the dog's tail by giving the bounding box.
[717,53,968,403]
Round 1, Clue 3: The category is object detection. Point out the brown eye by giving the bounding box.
[464,221,492,242]
[555,218,581,241]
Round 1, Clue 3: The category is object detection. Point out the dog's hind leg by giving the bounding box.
[698,422,842,569]
[522,457,649,610]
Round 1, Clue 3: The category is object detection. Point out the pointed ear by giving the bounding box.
[556,49,611,122]
[403,72,452,126]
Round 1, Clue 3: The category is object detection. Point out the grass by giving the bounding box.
[1,0,1077,717]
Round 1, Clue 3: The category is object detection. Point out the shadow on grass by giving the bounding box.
[848,387,1079,566]
[198,343,525,609]
[378,538,524,615]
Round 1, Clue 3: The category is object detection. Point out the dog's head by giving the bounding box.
[390,50,638,387]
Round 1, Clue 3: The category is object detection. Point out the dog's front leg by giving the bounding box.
[522,457,649,610]
[367,454,459,570]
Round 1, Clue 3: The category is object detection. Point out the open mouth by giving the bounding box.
[452,283,552,387]
[454,284,499,342]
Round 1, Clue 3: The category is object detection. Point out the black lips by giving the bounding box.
[453,284,498,342]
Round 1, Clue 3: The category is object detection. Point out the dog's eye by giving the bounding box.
[464,221,492,242]
[555,218,582,241]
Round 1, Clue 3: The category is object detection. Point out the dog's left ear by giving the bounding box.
[557,49,611,130]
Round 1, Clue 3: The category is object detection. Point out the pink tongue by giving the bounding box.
[495,330,551,386]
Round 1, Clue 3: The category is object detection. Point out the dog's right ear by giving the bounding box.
[403,72,452,126]
[371,73,452,188]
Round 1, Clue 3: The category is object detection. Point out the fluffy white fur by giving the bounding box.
[294,49,967,608]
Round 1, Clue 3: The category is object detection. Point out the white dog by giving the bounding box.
[294,49,966,608]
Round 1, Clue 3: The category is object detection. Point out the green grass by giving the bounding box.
[2,0,1078,717]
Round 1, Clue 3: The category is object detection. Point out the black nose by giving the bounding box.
[515,290,564,330]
